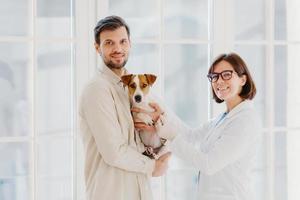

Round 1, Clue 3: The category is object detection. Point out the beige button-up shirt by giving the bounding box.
[79,66,155,200]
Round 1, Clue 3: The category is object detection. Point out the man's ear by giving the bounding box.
[145,74,157,86]
[121,74,133,86]
[94,42,101,54]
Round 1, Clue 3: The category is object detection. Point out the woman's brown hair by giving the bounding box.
[208,53,256,103]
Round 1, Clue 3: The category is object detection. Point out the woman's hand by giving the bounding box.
[131,102,163,123]
[132,102,164,132]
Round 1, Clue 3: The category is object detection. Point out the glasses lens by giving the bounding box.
[221,71,232,80]
[208,74,219,82]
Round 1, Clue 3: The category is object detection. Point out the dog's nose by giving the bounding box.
[134,95,142,103]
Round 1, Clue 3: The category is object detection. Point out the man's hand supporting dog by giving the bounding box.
[152,152,171,177]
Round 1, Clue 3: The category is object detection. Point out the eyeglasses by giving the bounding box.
[207,70,235,83]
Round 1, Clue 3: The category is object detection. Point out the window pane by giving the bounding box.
[274,46,287,127]
[166,169,198,200]
[253,131,268,200]
[36,43,73,135]
[127,44,159,74]
[164,0,208,40]
[109,0,159,39]
[164,44,209,128]
[275,45,300,128]
[0,143,30,200]
[36,137,72,200]
[36,0,72,37]
[274,131,287,200]
[275,0,300,41]
[234,0,265,40]
[0,0,30,36]
[234,45,266,127]
[286,130,300,199]
[0,43,31,137]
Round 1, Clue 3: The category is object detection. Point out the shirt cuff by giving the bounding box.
[143,157,156,177]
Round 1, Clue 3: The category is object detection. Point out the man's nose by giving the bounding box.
[113,43,122,52]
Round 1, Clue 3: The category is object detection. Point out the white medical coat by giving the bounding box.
[159,100,262,200]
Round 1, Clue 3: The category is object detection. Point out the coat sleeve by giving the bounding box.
[168,112,261,175]
[156,108,212,146]
[81,82,155,176]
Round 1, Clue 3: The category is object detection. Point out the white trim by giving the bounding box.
[31,0,37,199]
[265,0,275,199]
[133,39,213,44]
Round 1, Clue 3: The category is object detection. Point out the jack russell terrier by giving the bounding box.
[121,74,167,159]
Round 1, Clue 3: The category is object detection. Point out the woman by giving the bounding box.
[134,53,262,200]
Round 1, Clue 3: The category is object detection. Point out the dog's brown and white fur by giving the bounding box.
[121,74,166,159]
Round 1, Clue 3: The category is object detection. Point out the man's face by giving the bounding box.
[95,26,131,69]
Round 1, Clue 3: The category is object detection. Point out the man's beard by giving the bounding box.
[105,59,128,69]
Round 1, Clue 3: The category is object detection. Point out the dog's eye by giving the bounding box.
[142,83,148,88]
[129,83,136,88]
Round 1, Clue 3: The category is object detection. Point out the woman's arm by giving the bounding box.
[167,112,261,175]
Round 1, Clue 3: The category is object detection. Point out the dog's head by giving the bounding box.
[121,74,157,104]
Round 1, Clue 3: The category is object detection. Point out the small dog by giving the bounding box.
[121,74,166,159]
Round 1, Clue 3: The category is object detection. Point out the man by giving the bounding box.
[79,15,171,200]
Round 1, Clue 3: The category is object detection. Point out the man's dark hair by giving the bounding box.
[94,15,130,44]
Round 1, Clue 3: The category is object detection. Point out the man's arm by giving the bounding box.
[81,82,155,175]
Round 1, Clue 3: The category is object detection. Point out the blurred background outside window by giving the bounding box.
[0,0,299,200]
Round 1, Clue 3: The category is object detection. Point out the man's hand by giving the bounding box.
[152,152,171,177]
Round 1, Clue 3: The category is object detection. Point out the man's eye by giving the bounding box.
[105,41,113,45]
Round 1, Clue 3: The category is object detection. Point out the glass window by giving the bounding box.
[275,0,300,41]
[0,43,31,137]
[36,43,73,136]
[234,0,265,40]
[36,0,73,37]
[109,0,159,39]
[0,0,30,36]
[36,137,72,199]
[274,131,287,200]
[164,0,208,40]
[164,44,209,128]
[0,143,30,200]
[274,45,300,128]
[286,130,300,199]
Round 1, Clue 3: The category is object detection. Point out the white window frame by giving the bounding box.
[75,0,300,200]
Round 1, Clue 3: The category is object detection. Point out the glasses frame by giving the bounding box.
[207,70,235,83]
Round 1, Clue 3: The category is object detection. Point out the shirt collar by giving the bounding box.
[99,65,128,86]
[226,100,253,118]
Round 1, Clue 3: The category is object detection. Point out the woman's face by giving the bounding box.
[211,60,246,103]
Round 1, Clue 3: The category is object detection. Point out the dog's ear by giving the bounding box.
[144,74,157,86]
[121,74,133,86]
